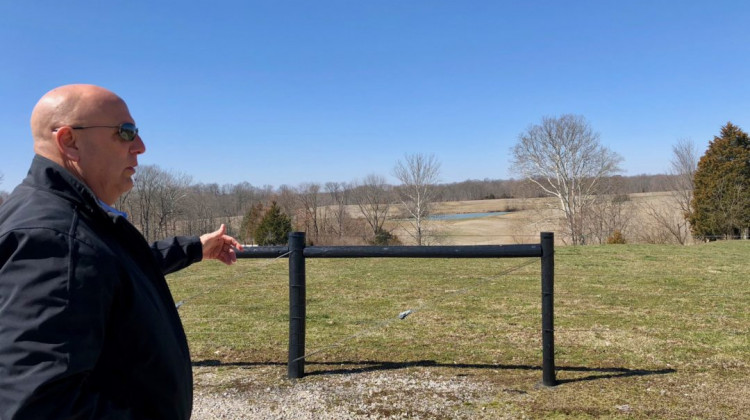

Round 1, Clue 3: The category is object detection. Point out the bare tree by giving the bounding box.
[118,165,191,242]
[639,139,699,245]
[325,182,349,239]
[275,184,298,224]
[393,153,441,245]
[125,165,159,241]
[585,194,631,244]
[182,184,219,237]
[229,182,260,216]
[670,139,699,222]
[511,115,623,245]
[156,172,191,238]
[351,174,393,241]
[297,183,322,244]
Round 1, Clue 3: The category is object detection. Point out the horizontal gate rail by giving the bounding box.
[238,246,289,258]
[303,244,541,259]
[237,245,542,259]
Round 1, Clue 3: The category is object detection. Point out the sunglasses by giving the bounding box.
[52,123,139,141]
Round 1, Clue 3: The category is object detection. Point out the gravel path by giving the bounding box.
[191,365,520,419]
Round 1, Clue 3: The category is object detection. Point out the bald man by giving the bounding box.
[0,85,242,419]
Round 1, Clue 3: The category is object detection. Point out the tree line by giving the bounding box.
[2,116,746,245]
[103,157,691,245]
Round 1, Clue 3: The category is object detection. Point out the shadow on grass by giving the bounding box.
[192,359,675,384]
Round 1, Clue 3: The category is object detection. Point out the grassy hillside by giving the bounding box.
[170,240,749,419]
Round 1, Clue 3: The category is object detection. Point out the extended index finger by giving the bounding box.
[226,235,243,250]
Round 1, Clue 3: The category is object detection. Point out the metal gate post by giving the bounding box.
[541,232,557,386]
[288,232,306,379]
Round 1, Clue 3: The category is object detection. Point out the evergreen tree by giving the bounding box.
[255,201,293,245]
[370,227,401,246]
[689,122,750,239]
[239,202,264,245]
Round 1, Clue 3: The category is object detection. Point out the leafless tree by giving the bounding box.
[511,114,623,245]
[157,172,191,238]
[118,165,191,242]
[639,139,699,244]
[229,182,260,216]
[182,184,219,237]
[393,153,441,245]
[275,184,298,224]
[669,139,699,222]
[640,201,688,244]
[297,182,322,244]
[584,194,631,244]
[324,182,350,239]
[125,166,159,241]
[351,174,393,240]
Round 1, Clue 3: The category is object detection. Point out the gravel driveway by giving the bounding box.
[191,365,519,419]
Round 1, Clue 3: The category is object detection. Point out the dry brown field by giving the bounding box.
[227,192,686,246]
[386,192,683,246]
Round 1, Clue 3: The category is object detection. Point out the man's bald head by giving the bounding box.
[30,84,126,157]
[28,84,145,204]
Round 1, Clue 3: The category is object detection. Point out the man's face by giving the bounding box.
[74,98,146,205]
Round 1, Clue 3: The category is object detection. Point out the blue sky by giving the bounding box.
[1,1,749,192]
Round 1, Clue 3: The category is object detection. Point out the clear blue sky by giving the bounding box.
[1,1,749,192]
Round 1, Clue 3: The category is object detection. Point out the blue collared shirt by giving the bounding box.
[99,201,129,219]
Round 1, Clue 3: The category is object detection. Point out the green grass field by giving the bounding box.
[169,240,749,419]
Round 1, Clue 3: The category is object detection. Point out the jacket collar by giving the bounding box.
[25,154,108,218]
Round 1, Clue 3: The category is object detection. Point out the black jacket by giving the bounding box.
[0,155,202,419]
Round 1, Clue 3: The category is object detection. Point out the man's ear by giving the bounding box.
[54,127,81,162]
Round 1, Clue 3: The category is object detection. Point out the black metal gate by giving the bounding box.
[237,232,556,386]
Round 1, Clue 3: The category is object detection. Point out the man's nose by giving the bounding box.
[131,135,146,154]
